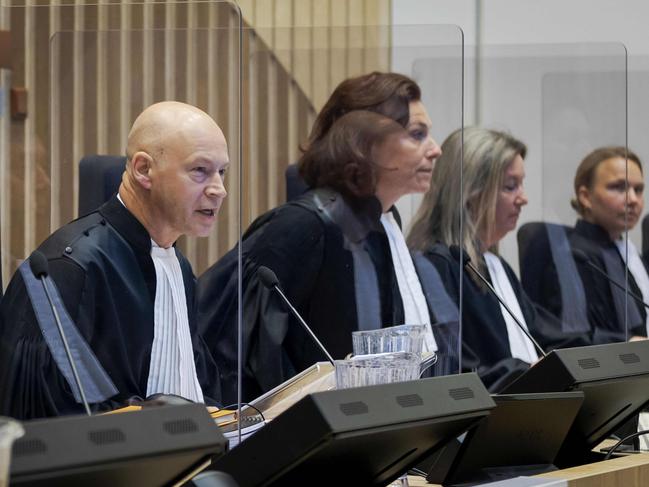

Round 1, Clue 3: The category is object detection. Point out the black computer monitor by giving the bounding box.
[502,340,649,467]
[424,391,584,485]
[10,404,227,486]
[212,373,495,486]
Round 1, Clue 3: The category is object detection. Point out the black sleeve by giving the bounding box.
[0,259,92,419]
[423,249,530,392]
[198,205,326,405]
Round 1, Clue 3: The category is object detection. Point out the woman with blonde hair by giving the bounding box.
[408,126,579,391]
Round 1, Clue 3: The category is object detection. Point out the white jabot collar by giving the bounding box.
[380,212,436,352]
[484,252,538,364]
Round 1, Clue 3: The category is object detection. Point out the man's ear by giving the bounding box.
[577,185,592,212]
[130,151,154,190]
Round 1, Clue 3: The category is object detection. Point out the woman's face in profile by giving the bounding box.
[491,154,528,246]
[578,157,644,240]
[373,101,442,208]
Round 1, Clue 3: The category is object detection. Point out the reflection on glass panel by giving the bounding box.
[51,25,241,274]
[463,45,631,355]
[0,2,241,420]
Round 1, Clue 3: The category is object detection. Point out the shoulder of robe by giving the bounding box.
[39,212,128,272]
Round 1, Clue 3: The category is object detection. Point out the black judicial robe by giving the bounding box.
[0,196,220,419]
[424,244,586,392]
[198,188,452,405]
[527,220,646,343]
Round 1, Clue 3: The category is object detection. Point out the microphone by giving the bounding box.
[571,248,649,310]
[449,245,547,358]
[257,266,335,366]
[29,251,92,416]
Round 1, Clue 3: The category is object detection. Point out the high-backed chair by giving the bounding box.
[517,222,589,334]
[78,155,126,216]
[642,214,649,268]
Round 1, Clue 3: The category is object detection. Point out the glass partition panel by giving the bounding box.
[0,9,9,295]
[9,1,242,422]
[627,62,649,343]
[234,23,464,415]
[392,25,464,378]
[462,44,628,360]
[50,2,241,262]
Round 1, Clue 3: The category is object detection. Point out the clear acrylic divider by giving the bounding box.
[237,23,464,439]
[0,4,8,296]
[465,43,628,352]
[47,0,243,428]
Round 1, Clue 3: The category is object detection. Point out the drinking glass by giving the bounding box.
[0,417,24,487]
[335,351,421,487]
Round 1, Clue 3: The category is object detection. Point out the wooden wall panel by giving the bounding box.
[242,0,391,113]
[1,0,390,287]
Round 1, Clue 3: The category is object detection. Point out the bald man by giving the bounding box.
[0,102,228,419]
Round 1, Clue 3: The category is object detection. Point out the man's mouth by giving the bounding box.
[197,209,216,217]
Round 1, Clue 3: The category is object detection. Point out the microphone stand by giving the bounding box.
[464,261,547,359]
[40,275,92,416]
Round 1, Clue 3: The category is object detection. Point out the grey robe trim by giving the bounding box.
[545,224,590,333]
[312,190,383,330]
[412,252,460,375]
[600,246,643,334]
[19,260,118,403]
[412,251,459,324]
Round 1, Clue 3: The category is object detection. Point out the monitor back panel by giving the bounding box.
[427,392,584,485]
[10,404,226,487]
[213,373,495,487]
[502,341,649,466]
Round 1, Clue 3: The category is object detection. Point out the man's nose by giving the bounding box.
[206,175,227,199]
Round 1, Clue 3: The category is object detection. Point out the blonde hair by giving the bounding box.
[407,126,527,272]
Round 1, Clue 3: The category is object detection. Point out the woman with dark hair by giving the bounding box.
[198,73,442,404]
[530,147,647,343]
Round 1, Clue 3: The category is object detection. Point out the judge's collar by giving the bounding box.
[99,194,154,253]
[308,188,392,243]
[575,219,616,246]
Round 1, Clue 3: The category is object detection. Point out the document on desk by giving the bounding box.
[219,415,266,449]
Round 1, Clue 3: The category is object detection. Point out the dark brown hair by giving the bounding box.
[299,71,421,192]
[298,110,406,199]
[571,146,643,215]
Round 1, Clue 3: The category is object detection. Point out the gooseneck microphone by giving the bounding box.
[257,266,336,366]
[571,248,649,310]
[29,250,92,416]
[449,245,547,358]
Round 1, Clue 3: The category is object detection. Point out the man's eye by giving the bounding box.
[219,167,228,177]
[193,167,207,174]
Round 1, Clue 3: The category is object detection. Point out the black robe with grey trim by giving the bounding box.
[0,195,220,419]
[524,220,647,344]
[198,188,458,405]
[424,243,588,392]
